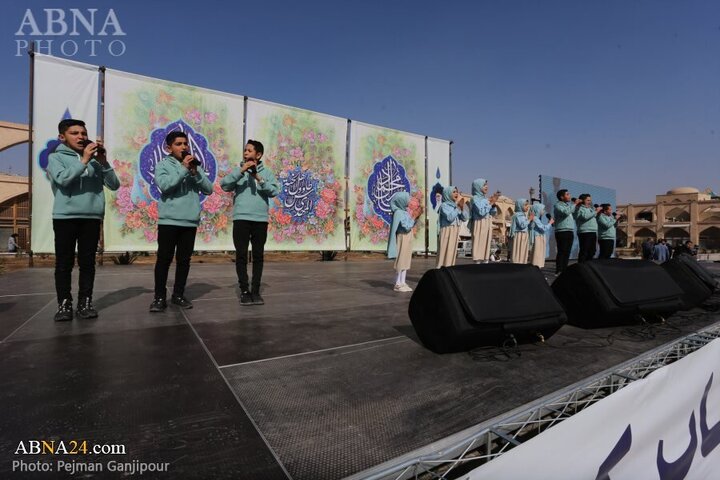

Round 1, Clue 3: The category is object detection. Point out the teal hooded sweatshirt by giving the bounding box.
[46,143,120,219]
[439,186,466,228]
[468,178,497,229]
[553,200,576,233]
[529,203,552,246]
[387,192,415,259]
[155,156,214,227]
[220,161,280,222]
[509,198,530,237]
[573,204,598,233]
[597,213,617,240]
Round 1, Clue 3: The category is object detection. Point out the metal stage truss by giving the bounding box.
[352,321,720,480]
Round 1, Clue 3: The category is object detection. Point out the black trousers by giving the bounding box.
[555,230,574,274]
[233,220,268,293]
[577,232,598,263]
[53,218,101,304]
[598,239,615,259]
[154,225,197,299]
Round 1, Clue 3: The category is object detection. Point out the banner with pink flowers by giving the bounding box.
[349,122,426,251]
[245,99,347,251]
[103,69,245,251]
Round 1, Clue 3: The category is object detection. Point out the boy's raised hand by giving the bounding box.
[94,140,108,166]
[241,160,256,172]
[80,141,95,164]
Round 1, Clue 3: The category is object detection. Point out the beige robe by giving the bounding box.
[531,235,546,268]
[471,217,493,262]
[511,231,529,264]
[437,225,460,268]
[394,231,413,272]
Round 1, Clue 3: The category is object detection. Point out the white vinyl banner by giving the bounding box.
[426,137,451,252]
[31,54,99,253]
[467,338,720,480]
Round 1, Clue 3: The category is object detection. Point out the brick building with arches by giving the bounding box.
[616,187,720,252]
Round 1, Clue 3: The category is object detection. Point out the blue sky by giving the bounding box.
[1,0,718,203]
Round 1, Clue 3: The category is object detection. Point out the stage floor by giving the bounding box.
[1,258,719,479]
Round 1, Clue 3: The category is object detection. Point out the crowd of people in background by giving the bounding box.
[642,237,697,263]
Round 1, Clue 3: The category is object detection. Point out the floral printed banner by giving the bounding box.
[427,137,451,252]
[349,122,425,251]
[32,55,99,253]
[245,99,347,251]
[103,70,244,251]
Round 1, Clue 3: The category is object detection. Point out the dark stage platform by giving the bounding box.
[1,258,719,479]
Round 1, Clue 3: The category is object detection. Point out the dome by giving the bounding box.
[666,187,699,195]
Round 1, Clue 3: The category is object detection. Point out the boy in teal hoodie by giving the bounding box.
[220,140,280,305]
[573,193,601,263]
[149,131,214,312]
[597,204,617,259]
[552,189,576,274]
[47,119,120,321]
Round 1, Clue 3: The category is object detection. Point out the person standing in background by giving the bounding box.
[7,233,19,253]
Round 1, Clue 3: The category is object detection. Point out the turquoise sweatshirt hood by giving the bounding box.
[155,155,214,227]
[442,185,456,204]
[439,185,465,228]
[469,178,496,229]
[46,143,120,219]
[471,178,487,198]
[529,203,548,246]
[509,198,528,238]
[387,192,411,259]
[220,161,280,222]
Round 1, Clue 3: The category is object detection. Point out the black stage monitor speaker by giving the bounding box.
[661,254,718,310]
[552,259,684,328]
[408,264,567,354]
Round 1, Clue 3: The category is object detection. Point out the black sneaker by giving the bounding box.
[54,299,74,322]
[76,297,98,319]
[149,297,167,313]
[171,295,193,309]
[240,290,253,306]
[251,292,265,305]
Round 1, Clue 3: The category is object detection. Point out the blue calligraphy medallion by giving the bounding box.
[138,120,216,202]
[39,108,73,172]
[367,155,411,224]
[279,167,319,222]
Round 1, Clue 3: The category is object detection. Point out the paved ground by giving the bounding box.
[1,258,718,479]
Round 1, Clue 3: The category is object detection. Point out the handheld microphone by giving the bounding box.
[182,150,200,167]
[79,139,105,154]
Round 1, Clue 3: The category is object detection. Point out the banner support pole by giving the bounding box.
[26,42,36,268]
[424,136,429,258]
[344,119,351,260]
[98,66,106,266]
